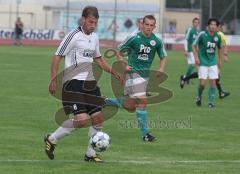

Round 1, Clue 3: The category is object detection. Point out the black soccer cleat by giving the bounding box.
[195,97,202,107]
[208,103,215,108]
[219,91,230,99]
[44,134,56,160]
[143,133,155,142]
[84,154,103,162]
[180,75,186,89]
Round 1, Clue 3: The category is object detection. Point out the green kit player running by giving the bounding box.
[180,17,200,88]
[193,18,222,108]
[106,15,167,141]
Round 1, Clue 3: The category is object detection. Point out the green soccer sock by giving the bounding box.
[208,87,216,104]
[136,109,148,137]
[198,85,205,98]
[186,65,194,77]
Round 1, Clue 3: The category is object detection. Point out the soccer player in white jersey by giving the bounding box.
[44,6,121,162]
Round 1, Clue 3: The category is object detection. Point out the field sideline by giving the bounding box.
[0,46,239,174]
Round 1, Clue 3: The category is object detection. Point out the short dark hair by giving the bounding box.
[82,6,99,19]
[207,18,220,26]
[192,17,199,23]
[143,15,156,24]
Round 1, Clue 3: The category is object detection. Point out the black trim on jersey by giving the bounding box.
[74,50,77,68]
[57,27,82,56]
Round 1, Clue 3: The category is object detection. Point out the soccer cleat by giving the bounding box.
[143,133,155,142]
[208,103,215,108]
[180,75,186,89]
[219,91,230,99]
[44,134,56,160]
[195,97,202,107]
[84,154,103,162]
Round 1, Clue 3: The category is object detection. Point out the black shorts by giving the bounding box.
[62,80,103,115]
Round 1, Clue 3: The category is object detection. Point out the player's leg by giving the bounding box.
[84,111,104,162]
[83,84,104,162]
[44,80,89,160]
[135,97,154,142]
[216,74,230,99]
[104,73,136,112]
[180,52,197,88]
[45,112,89,160]
[208,65,219,108]
[131,74,155,142]
[196,66,207,106]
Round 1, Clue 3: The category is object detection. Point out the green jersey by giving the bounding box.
[119,32,167,77]
[185,26,199,52]
[193,31,221,66]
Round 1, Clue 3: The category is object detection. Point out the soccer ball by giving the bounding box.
[90,131,111,152]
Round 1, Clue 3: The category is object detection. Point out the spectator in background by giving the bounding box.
[14,17,24,46]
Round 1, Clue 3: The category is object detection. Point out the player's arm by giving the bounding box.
[49,55,62,95]
[217,48,223,69]
[116,36,135,72]
[49,31,75,94]
[192,32,202,65]
[221,33,229,62]
[159,57,167,73]
[184,27,191,57]
[94,57,123,84]
[156,39,167,76]
[192,44,199,65]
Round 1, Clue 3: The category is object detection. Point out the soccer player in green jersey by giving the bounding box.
[106,15,167,141]
[180,17,200,88]
[192,18,222,108]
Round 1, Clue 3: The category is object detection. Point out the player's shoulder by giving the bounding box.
[217,31,224,37]
[63,27,82,40]
[198,30,207,37]
[68,27,82,35]
[152,33,163,44]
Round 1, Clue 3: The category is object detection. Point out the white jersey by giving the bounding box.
[55,27,101,82]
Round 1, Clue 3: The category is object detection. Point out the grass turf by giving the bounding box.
[0,45,239,173]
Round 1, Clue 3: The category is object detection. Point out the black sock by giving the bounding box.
[184,72,198,81]
[216,78,223,94]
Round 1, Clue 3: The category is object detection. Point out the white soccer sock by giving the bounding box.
[48,119,75,144]
[86,126,101,157]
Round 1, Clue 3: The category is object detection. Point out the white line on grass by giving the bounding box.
[0,159,240,164]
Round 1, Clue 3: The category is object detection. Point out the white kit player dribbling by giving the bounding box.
[44,6,122,162]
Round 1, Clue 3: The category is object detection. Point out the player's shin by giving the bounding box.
[186,64,194,76]
[197,85,205,98]
[208,86,216,104]
[136,108,148,137]
[86,126,102,157]
[48,119,75,144]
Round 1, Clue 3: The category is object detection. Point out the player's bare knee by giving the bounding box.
[73,114,89,128]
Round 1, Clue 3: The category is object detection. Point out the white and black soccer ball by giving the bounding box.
[90,131,111,152]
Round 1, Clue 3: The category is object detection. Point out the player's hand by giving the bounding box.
[125,65,132,73]
[156,68,164,78]
[195,58,200,66]
[48,80,57,95]
[223,55,228,62]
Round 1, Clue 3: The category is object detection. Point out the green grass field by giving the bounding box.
[0,45,239,174]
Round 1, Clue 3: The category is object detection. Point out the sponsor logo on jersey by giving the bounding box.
[83,49,95,57]
[207,41,216,53]
[138,44,151,60]
[140,44,151,53]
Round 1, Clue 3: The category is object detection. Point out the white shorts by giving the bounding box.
[124,73,148,97]
[187,52,195,65]
[198,65,219,80]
